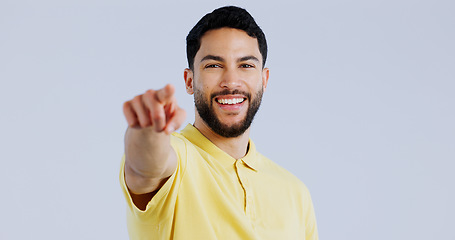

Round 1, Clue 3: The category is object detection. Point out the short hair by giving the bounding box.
[186,6,268,70]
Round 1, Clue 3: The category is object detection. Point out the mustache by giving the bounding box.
[210,89,251,100]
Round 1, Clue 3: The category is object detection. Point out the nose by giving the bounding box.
[220,68,242,89]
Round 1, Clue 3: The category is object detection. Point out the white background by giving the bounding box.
[1,0,454,239]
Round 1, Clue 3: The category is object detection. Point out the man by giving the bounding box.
[120,6,318,240]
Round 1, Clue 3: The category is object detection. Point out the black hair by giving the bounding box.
[186,6,267,70]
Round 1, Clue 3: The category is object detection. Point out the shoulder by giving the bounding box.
[253,151,316,222]
[169,131,207,170]
[170,131,188,149]
[169,132,194,170]
[257,152,311,194]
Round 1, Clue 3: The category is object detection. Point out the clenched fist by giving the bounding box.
[123,84,186,134]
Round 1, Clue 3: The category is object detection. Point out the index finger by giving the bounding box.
[155,84,175,104]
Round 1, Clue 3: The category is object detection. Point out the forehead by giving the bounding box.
[195,28,262,63]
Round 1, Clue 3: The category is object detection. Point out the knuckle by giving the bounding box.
[123,101,131,112]
[151,109,165,122]
[138,116,150,127]
[145,89,155,95]
[143,91,159,106]
[152,113,164,123]
[139,122,148,128]
[144,89,157,100]
[132,95,142,105]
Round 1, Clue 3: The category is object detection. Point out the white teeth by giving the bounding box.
[217,98,245,105]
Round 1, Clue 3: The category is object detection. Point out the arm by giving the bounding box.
[122,84,186,209]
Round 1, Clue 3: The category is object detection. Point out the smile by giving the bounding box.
[216,97,246,105]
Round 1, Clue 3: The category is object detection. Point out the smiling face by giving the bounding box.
[184,27,269,138]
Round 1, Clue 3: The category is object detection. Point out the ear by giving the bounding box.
[184,68,194,95]
[262,67,270,92]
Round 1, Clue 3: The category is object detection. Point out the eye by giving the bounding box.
[240,64,255,68]
[205,64,222,68]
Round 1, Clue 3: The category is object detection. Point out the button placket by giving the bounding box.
[242,160,255,221]
[234,158,260,233]
[234,159,247,213]
[239,160,256,220]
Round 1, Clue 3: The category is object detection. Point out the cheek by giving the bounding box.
[194,83,212,101]
[252,77,265,90]
[195,78,217,95]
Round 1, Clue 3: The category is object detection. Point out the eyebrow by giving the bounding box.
[238,55,260,63]
[200,55,260,63]
[200,55,224,62]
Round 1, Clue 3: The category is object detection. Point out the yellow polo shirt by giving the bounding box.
[120,124,318,240]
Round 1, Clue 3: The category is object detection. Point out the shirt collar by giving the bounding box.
[180,124,260,171]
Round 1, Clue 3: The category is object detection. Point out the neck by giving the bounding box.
[193,118,250,160]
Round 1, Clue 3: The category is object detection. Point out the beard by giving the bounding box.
[194,87,264,138]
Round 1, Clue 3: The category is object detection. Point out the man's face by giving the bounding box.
[185,27,269,138]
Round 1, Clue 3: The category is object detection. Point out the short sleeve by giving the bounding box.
[302,184,318,240]
[119,134,188,237]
